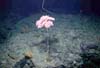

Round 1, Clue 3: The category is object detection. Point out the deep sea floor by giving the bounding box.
[0,13,100,68]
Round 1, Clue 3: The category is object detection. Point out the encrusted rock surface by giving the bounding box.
[0,13,100,68]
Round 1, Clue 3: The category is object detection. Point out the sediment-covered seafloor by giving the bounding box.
[0,13,100,68]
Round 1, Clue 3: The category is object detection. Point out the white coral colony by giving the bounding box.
[36,15,55,29]
[35,15,55,64]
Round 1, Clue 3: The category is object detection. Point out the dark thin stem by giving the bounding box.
[42,0,53,14]
[46,28,50,56]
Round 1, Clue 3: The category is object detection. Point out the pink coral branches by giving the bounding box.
[36,15,55,29]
